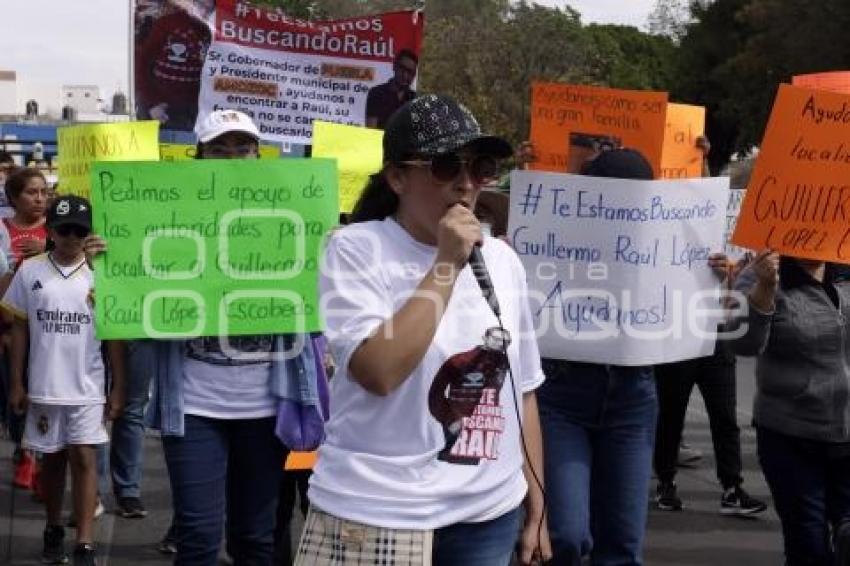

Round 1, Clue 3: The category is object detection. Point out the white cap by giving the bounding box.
[195,109,260,143]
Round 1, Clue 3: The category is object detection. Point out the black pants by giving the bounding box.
[274,470,310,565]
[653,345,742,489]
[758,426,850,566]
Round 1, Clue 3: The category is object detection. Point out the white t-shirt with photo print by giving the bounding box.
[2,253,105,405]
[311,218,545,530]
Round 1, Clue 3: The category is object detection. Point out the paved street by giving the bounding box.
[0,357,782,565]
[645,357,783,565]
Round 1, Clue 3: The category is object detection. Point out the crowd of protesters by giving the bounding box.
[0,90,847,566]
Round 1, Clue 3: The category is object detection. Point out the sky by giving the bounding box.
[0,0,654,115]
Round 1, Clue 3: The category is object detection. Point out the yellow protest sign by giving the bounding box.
[57,121,160,197]
[311,121,383,213]
[159,143,282,161]
[660,103,706,179]
[159,143,197,161]
[732,84,850,262]
[530,82,668,177]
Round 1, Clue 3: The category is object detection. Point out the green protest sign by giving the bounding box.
[92,159,338,339]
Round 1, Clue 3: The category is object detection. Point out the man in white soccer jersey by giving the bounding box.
[4,195,125,566]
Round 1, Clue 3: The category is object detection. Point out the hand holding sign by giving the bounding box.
[751,250,780,288]
[747,250,780,313]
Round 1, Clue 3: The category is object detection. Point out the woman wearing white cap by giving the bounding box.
[86,110,308,566]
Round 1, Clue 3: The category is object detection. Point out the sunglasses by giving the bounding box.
[55,224,90,238]
[401,154,500,184]
[203,144,259,158]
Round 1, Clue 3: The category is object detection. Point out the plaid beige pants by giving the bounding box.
[294,506,434,565]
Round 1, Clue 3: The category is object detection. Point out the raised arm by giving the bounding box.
[347,206,480,395]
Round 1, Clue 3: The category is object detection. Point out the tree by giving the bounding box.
[418,1,592,145]
[584,24,678,91]
[673,0,754,172]
[673,0,850,171]
[648,0,690,40]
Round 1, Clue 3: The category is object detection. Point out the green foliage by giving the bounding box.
[251,0,848,174]
[418,2,592,145]
[584,24,677,91]
[671,0,850,171]
[673,0,755,172]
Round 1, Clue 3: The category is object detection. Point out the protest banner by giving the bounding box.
[529,81,668,176]
[134,1,424,142]
[159,142,282,161]
[92,159,338,339]
[732,84,850,262]
[57,121,159,198]
[724,189,748,260]
[660,103,705,179]
[793,71,850,94]
[311,120,383,213]
[509,170,728,366]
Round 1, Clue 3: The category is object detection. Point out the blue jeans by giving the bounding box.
[110,342,152,499]
[432,506,521,566]
[757,426,850,566]
[538,360,657,566]
[162,415,284,566]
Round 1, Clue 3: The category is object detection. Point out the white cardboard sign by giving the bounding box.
[509,171,729,366]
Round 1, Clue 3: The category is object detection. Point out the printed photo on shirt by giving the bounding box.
[428,327,511,466]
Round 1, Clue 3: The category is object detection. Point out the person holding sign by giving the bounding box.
[535,148,730,566]
[652,135,767,518]
[731,252,850,565]
[300,95,550,565]
[3,195,125,566]
[86,110,308,565]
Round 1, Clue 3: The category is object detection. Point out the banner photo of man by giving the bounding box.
[134,0,217,130]
[134,2,424,141]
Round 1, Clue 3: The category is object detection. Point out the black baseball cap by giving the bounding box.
[382,94,513,163]
[581,148,654,180]
[47,195,92,230]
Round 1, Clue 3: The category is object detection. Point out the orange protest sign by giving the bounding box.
[529,81,668,176]
[660,103,706,179]
[793,71,850,95]
[284,450,318,471]
[731,84,850,262]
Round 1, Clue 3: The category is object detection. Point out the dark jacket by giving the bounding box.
[732,260,850,442]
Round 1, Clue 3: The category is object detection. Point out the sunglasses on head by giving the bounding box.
[401,153,500,184]
[54,224,90,238]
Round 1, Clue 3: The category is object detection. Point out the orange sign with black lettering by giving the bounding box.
[732,84,850,262]
[660,103,705,179]
[793,71,850,95]
[530,81,668,177]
